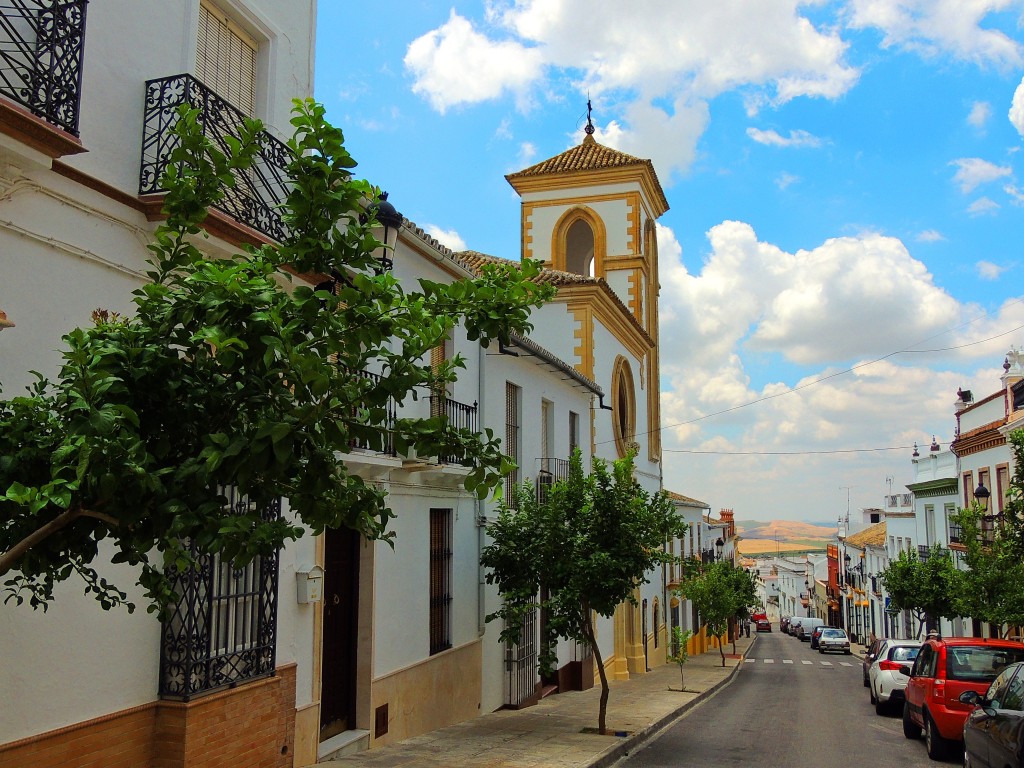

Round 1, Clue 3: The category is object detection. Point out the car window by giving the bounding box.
[1001,670,1024,710]
[946,647,1024,683]
[913,645,933,677]
[890,646,920,663]
[987,666,1017,709]
[822,629,845,638]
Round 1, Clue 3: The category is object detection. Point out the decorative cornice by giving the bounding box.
[0,99,85,159]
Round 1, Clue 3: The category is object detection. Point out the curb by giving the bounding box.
[590,635,755,768]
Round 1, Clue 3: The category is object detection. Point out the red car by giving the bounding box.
[755,619,771,633]
[902,636,1024,759]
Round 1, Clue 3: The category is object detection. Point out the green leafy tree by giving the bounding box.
[679,560,737,667]
[480,448,686,735]
[951,430,1024,635]
[0,99,553,613]
[880,546,962,637]
[726,565,758,654]
[667,627,694,691]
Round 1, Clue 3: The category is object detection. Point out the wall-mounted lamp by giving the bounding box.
[975,481,991,512]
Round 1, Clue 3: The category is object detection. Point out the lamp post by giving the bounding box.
[715,537,724,562]
[804,579,811,618]
[370,192,403,272]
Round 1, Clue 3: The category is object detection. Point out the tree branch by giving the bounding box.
[0,505,110,577]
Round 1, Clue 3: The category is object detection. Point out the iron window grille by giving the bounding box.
[429,507,452,655]
[535,457,569,504]
[347,367,397,456]
[504,382,521,509]
[159,489,280,701]
[139,73,290,242]
[0,0,87,135]
[948,522,962,544]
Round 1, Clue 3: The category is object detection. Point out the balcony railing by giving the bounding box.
[139,73,290,242]
[429,393,478,464]
[535,457,569,503]
[0,0,87,135]
[347,368,396,457]
[948,523,962,544]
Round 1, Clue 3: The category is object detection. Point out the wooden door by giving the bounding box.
[320,527,360,740]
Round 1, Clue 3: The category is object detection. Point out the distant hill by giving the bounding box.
[735,519,836,556]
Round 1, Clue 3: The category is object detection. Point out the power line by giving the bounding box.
[663,445,928,456]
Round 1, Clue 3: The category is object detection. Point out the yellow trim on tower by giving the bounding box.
[550,205,608,277]
[559,284,651,363]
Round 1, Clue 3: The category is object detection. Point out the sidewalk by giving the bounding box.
[313,634,755,768]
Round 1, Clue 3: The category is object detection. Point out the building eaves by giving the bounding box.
[666,490,710,509]
[504,332,604,396]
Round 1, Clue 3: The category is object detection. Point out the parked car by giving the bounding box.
[902,636,1024,760]
[798,617,825,641]
[809,625,827,649]
[869,640,921,715]
[961,661,1024,768]
[787,617,805,637]
[818,628,851,654]
[756,619,771,633]
[780,616,791,634]
[863,637,887,688]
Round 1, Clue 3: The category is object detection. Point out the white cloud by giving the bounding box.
[968,101,992,129]
[845,0,1024,68]
[406,2,860,177]
[1006,184,1024,205]
[404,10,544,113]
[776,173,800,190]
[916,229,945,242]
[950,158,1012,193]
[424,225,467,252]
[1011,76,1024,137]
[976,260,1006,280]
[968,196,1000,215]
[517,142,537,167]
[747,127,824,147]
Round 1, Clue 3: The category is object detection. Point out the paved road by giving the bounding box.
[617,630,960,767]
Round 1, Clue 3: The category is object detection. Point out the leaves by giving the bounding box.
[1,99,550,613]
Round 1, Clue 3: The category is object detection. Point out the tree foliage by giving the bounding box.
[480,448,686,734]
[667,627,694,692]
[677,560,751,667]
[0,99,553,613]
[880,546,962,637]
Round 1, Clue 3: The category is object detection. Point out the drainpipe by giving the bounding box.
[476,339,487,636]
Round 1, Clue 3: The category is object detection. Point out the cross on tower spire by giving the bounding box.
[585,97,595,135]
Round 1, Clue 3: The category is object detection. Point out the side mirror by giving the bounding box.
[960,690,981,706]
[899,665,913,677]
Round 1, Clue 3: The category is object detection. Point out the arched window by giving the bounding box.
[565,218,595,276]
[611,356,636,457]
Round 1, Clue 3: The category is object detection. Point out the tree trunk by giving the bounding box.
[582,599,609,735]
[0,505,112,577]
[731,618,737,655]
[718,630,726,667]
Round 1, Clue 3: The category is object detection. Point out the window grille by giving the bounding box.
[505,382,521,509]
[159,488,279,700]
[569,411,579,453]
[429,508,452,655]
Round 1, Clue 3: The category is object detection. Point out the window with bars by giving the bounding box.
[505,382,521,509]
[429,508,452,655]
[569,411,579,454]
[197,1,257,116]
[159,489,279,700]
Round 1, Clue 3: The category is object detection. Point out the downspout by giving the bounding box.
[476,339,487,636]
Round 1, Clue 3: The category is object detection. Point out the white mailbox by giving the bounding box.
[296,565,325,604]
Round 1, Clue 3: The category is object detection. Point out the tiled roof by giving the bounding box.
[666,490,709,507]
[845,521,886,548]
[505,134,669,211]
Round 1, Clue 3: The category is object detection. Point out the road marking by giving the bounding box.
[763,658,774,663]
[801,660,812,665]
[821,661,833,666]
[782,659,793,664]
[839,662,854,667]
[745,659,755,663]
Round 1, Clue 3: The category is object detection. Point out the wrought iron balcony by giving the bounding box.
[139,73,290,242]
[429,393,478,464]
[347,368,397,457]
[948,523,962,544]
[0,0,87,135]
[535,457,570,503]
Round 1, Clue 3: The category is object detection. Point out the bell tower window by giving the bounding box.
[565,218,595,276]
[611,356,637,457]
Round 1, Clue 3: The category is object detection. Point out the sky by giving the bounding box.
[313,1,1024,525]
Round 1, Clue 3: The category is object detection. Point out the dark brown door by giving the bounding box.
[320,527,360,740]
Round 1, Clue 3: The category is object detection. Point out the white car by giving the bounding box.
[817,627,851,654]
[868,639,922,715]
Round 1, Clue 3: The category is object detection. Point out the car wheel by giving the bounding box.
[875,697,887,716]
[924,713,950,760]
[819,648,825,654]
[962,745,971,768]
[863,673,870,688]
[869,685,877,705]
[903,702,922,739]
[844,649,851,655]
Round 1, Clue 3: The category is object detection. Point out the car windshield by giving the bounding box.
[946,646,1024,682]
[890,646,919,663]
[822,629,845,638]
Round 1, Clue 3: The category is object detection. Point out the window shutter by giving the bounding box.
[197,2,257,116]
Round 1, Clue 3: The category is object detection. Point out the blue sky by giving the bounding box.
[313,1,1024,524]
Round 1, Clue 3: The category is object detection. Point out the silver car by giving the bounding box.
[818,627,851,654]
[868,639,921,715]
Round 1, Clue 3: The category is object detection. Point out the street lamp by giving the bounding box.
[804,579,811,618]
[975,481,991,512]
[715,537,724,562]
[370,192,403,272]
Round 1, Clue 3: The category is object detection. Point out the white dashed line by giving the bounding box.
[763,658,774,663]
[801,660,812,665]
[821,661,833,666]
[745,659,755,663]
[839,662,854,667]
[782,659,793,664]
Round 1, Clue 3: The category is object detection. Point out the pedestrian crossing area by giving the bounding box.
[745,658,855,667]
